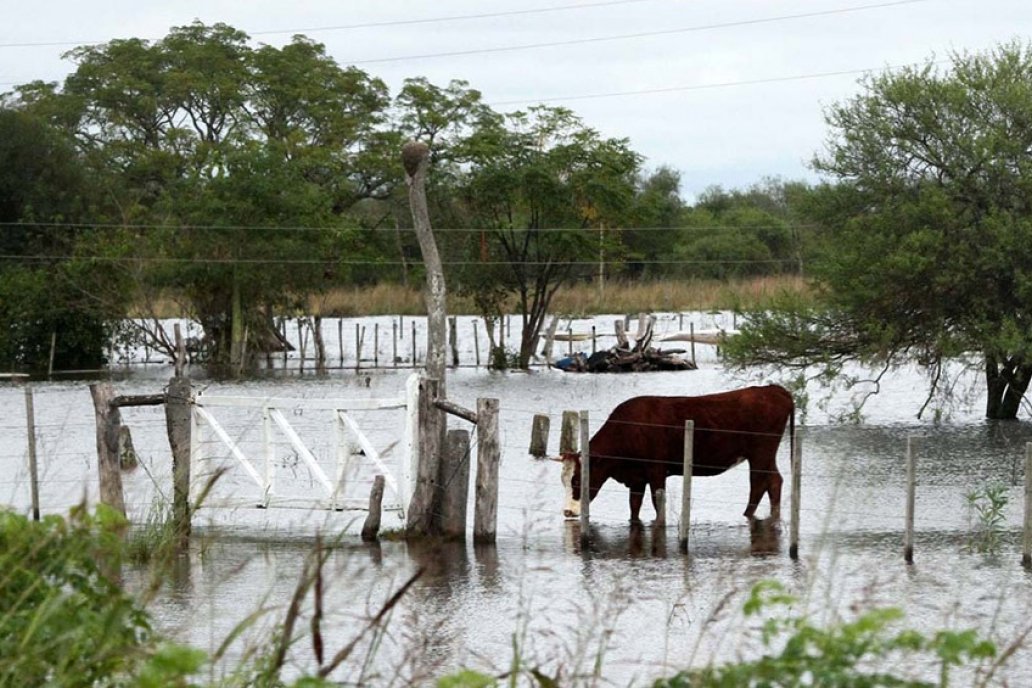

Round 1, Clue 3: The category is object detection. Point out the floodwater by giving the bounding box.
[3,313,1032,686]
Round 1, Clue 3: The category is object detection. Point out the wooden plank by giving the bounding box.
[439,428,471,540]
[90,383,125,517]
[434,398,477,424]
[195,394,405,411]
[559,411,579,455]
[474,398,500,544]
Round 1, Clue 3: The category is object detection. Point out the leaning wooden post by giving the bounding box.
[404,140,448,395]
[1022,442,1032,568]
[24,386,40,521]
[679,420,694,553]
[440,428,471,540]
[904,436,916,564]
[474,398,500,544]
[90,383,125,517]
[789,429,802,559]
[361,475,386,542]
[529,414,550,459]
[579,410,591,545]
[407,376,442,536]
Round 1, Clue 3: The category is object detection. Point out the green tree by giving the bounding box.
[725,42,1032,419]
[0,107,126,371]
[456,106,642,368]
[622,166,685,279]
[18,23,397,371]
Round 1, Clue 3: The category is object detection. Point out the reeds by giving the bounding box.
[307,276,811,318]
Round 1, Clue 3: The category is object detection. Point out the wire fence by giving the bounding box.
[3,376,1030,550]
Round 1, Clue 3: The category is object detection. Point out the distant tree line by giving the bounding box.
[0,21,811,372]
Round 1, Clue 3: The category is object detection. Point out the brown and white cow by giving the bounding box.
[560,385,794,521]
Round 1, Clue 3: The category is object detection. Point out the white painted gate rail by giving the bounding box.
[190,376,417,518]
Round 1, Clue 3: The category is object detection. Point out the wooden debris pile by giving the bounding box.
[552,315,696,373]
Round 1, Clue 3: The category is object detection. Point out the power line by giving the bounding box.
[0,221,821,233]
[0,0,662,50]
[489,63,918,106]
[0,254,796,266]
[348,0,934,65]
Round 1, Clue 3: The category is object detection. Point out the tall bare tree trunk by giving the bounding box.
[403,141,447,395]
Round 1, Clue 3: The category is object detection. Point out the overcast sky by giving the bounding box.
[2,0,1028,200]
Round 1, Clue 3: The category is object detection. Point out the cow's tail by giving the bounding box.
[789,399,795,463]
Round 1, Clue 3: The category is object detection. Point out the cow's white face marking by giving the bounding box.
[561,456,580,518]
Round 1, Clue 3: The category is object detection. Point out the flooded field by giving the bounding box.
[3,313,1032,685]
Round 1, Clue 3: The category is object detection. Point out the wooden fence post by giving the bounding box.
[449,317,459,367]
[90,383,125,517]
[24,386,40,521]
[440,428,471,540]
[355,323,362,371]
[473,320,481,367]
[474,398,500,544]
[338,319,344,366]
[904,436,916,564]
[407,377,442,535]
[689,322,696,366]
[361,475,386,542]
[166,375,193,539]
[47,331,56,378]
[679,420,694,553]
[789,430,802,559]
[1023,442,1032,568]
[529,414,550,459]
[560,411,579,455]
[655,488,666,525]
[393,320,398,368]
[579,410,591,545]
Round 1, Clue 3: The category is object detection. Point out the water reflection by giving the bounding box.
[748,518,781,557]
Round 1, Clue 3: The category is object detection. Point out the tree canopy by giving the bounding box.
[725,42,1032,419]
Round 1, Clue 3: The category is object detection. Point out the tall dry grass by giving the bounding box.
[309,275,810,317]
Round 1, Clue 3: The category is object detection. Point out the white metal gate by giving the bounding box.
[190,375,418,517]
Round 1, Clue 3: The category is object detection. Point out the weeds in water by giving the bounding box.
[965,482,1009,554]
[650,581,997,688]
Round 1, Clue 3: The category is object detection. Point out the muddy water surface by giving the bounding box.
[3,316,1032,685]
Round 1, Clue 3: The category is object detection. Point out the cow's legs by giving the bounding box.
[745,468,767,519]
[628,482,646,522]
[767,470,784,520]
[746,464,783,519]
